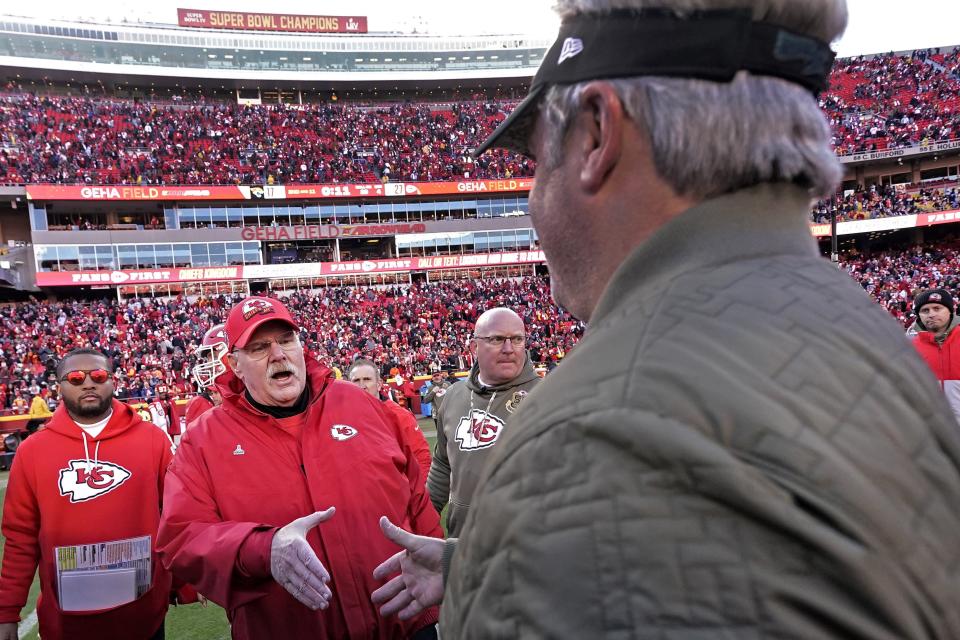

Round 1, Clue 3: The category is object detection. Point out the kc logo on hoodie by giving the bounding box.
[58,460,132,503]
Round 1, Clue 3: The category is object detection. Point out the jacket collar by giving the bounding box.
[912,316,960,344]
[222,357,334,418]
[590,184,817,327]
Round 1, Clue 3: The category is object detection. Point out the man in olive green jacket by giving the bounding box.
[371,2,960,637]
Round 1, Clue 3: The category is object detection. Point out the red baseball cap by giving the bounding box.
[225,297,299,350]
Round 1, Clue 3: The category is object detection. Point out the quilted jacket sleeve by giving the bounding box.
[443,408,907,640]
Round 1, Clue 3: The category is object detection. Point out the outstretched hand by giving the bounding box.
[270,507,336,610]
[371,516,445,620]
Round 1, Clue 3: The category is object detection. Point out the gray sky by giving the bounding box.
[7,0,960,57]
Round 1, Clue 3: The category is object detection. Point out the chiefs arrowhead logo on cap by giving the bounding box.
[242,298,275,321]
[59,460,132,503]
[930,293,942,302]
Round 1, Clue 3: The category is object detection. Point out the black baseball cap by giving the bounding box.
[474,8,835,158]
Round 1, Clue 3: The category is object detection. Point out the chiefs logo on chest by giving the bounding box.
[454,410,506,451]
[58,460,133,503]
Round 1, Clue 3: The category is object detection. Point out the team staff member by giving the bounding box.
[0,349,183,640]
[425,307,539,537]
[157,297,441,640]
[348,358,432,477]
[185,324,229,427]
[421,371,452,426]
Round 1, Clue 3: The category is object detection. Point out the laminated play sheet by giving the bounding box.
[55,535,152,612]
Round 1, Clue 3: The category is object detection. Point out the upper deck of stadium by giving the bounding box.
[0,12,550,86]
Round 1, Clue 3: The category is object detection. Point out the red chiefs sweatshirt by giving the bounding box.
[0,400,175,640]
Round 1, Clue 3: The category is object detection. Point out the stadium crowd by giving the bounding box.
[0,275,582,413]
[823,47,960,155]
[841,236,960,326]
[0,46,956,186]
[0,93,530,185]
[812,183,960,223]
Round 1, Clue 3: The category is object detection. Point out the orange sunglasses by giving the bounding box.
[61,369,111,386]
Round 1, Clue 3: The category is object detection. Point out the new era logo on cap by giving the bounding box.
[558,37,584,64]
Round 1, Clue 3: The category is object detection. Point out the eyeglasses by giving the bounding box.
[61,369,110,386]
[235,330,300,360]
[473,335,526,347]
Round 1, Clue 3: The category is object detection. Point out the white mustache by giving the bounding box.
[268,363,298,377]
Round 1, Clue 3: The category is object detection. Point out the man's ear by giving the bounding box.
[576,82,625,194]
[226,352,242,378]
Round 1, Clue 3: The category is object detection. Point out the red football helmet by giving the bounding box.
[192,324,229,389]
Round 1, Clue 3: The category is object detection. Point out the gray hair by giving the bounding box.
[541,0,848,200]
[347,358,380,381]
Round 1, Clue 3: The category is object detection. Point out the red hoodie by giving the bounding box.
[157,359,442,639]
[0,400,175,639]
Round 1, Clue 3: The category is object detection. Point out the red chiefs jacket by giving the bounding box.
[0,400,175,640]
[381,398,432,479]
[156,359,442,639]
[184,394,214,427]
[912,320,960,422]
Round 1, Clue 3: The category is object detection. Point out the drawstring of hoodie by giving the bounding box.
[81,432,102,471]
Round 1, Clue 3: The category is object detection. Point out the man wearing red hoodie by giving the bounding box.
[0,348,179,640]
[157,297,441,639]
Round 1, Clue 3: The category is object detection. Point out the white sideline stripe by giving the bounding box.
[422,430,437,439]
[18,609,37,639]
[0,477,8,491]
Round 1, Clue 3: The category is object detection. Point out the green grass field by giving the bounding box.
[0,420,438,639]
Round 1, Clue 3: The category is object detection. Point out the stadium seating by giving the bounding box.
[812,183,960,223]
[0,46,957,186]
[822,48,960,154]
[0,276,582,411]
[0,93,529,185]
[841,238,960,326]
